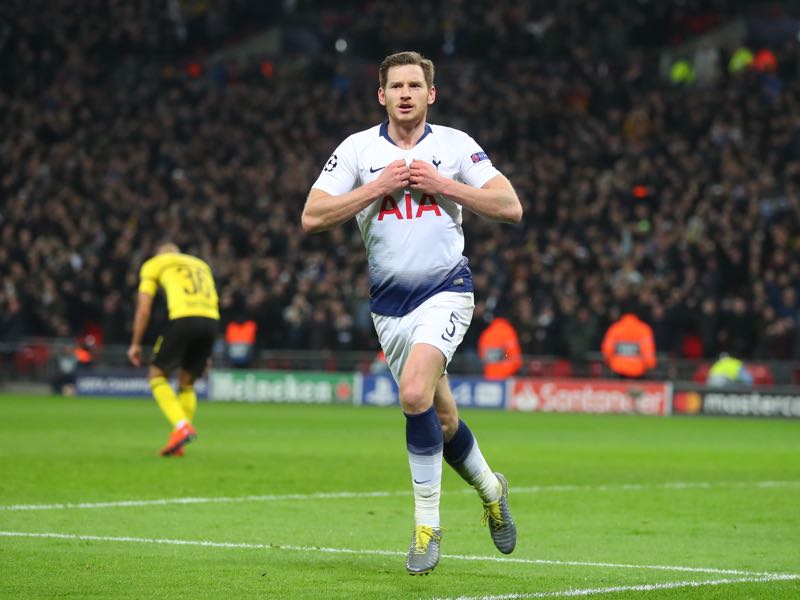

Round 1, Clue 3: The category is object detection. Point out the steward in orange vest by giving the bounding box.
[478,316,522,380]
[225,319,257,367]
[601,313,656,378]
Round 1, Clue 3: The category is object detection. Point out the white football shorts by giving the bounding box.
[372,291,475,382]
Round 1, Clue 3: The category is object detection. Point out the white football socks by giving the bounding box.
[408,450,443,527]
[452,441,502,503]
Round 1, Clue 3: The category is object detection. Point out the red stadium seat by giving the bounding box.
[550,359,573,378]
[526,360,545,377]
[692,363,711,383]
[588,361,605,378]
[748,364,773,386]
[681,334,703,359]
[14,341,50,375]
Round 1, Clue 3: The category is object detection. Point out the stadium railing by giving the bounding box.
[1,339,799,387]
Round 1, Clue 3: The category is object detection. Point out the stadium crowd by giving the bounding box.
[2,0,800,362]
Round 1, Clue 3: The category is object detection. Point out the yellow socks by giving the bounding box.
[178,386,197,422]
[150,376,186,427]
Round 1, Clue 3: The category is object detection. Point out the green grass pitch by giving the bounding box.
[1,393,799,599]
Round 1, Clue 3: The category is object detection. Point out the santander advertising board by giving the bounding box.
[509,379,669,415]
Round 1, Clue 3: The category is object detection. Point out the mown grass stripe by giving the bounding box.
[2,479,797,512]
[1,530,795,579]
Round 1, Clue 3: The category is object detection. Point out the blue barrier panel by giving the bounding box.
[76,368,208,399]
[360,374,507,409]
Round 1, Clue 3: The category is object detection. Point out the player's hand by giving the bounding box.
[409,159,447,195]
[127,344,142,367]
[373,159,410,194]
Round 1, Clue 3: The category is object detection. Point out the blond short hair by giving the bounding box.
[379,51,435,89]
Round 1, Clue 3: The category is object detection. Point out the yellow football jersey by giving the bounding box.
[138,253,220,320]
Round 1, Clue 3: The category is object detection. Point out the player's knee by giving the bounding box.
[399,383,431,414]
[148,366,167,383]
[178,370,195,388]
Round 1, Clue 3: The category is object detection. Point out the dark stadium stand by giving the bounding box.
[1,0,799,380]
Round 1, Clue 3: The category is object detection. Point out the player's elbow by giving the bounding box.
[302,191,334,234]
[497,200,522,224]
[301,211,326,234]
[505,202,523,224]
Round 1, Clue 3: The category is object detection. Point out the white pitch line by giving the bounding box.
[0,531,794,579]
[1,479,798,512]
[511,479,800,494]
[430,574,800,600]
[0,490,401,511]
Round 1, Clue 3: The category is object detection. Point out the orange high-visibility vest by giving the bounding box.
[74,347,92,364]
[478,317,522,380]
[601,314,656,377]
[225,320,257,345]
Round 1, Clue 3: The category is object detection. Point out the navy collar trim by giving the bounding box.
[379,121,433,146]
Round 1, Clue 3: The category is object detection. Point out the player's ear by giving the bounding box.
[428,85,436,105]
[378,87,386,106]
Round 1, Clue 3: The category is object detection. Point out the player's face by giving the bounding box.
[378,65,435,126]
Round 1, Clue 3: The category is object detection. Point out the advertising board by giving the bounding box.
[77,369,208,398]
[360,375,507,409]
[673,388,800,418]
[210,370,354,404]
[509,378,670,415]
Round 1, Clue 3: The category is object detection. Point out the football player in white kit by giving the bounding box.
[302,51,522,575]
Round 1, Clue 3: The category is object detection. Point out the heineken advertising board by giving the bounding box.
[210,370,355,404]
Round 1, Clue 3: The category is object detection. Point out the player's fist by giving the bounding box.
[374,159,410,194]
[127,344,142,367]
[409,159,445,194]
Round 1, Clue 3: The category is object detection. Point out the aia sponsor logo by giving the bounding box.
[377,192,442,221]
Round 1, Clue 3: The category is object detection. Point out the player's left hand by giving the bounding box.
[409,159,447,195]
[127,344,142,367]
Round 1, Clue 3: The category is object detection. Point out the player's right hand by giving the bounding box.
[373,159,410,194]
[127,344,142,367]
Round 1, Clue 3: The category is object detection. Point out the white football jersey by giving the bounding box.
[312,121,500,316]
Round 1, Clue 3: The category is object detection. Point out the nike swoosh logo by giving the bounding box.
[369,166,385,173]
[413,479,431,485]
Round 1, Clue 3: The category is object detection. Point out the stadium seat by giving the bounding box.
[681,334,703,359]
[550,359,574,378]
[15,341,51,376]
[748,364,774,386]
[588,361,605,378]
[525,360,545,377]
[692,363,711,383]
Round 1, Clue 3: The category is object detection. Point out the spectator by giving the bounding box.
[225,319,257,368]
[559,299,598,362]
[478,312,523,380]
[707,353,754,387]
[601,306,657,379]
[1,0,799,365]
[51,343,78,396]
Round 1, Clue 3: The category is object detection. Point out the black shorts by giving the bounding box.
[152,317,218,377]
